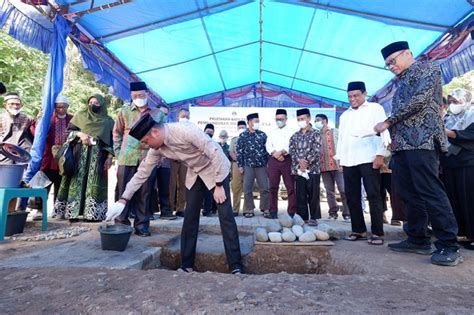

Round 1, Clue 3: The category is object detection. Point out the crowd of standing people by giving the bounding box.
[1,40,472,271]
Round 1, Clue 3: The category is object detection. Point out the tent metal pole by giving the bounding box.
[265,40,386,70]
[263,69,362,94]
[291,8,316,89]
[197,1,227,92]
[259,0,263,90]
[300,0,453,30]
[135,41,259,75]
[97,1,236,41]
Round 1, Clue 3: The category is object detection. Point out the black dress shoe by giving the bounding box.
[135,227,151,237]
[175,211,185,217]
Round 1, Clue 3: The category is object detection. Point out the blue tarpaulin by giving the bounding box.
[23,16,70,182]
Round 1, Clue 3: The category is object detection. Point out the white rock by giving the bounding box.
[314,230,330,241]
[317,223,337,238]
[303,224,316,233]
[282,227,292,234]
[255,227,269,242]
[278,213,294,228]
[268,232,282,243]
[292,214,305,226]
[291,225,304,238]
[266,220,282,233]
[281,231,297,242]
[298,231,316,242]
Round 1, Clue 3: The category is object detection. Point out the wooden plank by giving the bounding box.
[255,241,334,246]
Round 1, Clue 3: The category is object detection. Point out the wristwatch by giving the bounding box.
[215,181,223,187]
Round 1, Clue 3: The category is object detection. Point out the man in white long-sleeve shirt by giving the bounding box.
[337,81,390,245]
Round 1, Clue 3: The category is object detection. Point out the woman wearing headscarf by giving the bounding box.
[54,94,115,221]
[441,88,474,250]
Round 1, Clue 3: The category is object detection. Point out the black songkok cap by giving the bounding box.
[237,120,246,127]
[130,81,148,91]
[296,108,310,116]
[276,109,287,115]
[129,113,156,140]
[347,81,366,92]
[381,41,409,59]
[204,123,214,131]
[0,82,6,95]
[247,113,259,121]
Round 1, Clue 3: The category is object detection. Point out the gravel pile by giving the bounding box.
[6,226,91,242]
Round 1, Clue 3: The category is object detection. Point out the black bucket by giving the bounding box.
[5,211,29,236]
[99,224,133,251]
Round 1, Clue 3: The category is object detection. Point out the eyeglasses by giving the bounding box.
[384,51,405,69]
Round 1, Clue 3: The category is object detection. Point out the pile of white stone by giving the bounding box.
[255,213,332,243]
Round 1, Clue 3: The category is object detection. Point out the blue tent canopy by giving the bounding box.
[54,0,473,105]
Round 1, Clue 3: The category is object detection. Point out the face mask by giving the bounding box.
[298,120,308,129]
[91,105,101,113]
[134,98,147,107]
[7,108,21,116]
[449,103,465,115]
[314,121,323,129]
[238,129,245,135]
[253,123,260,130]
[276,120,285,128]
[206,132,213,138]
[57,114,67,119]
[179,117,188,122]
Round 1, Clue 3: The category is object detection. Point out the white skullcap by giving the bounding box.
[55,95,68,104]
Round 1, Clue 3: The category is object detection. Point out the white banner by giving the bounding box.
[189,107,336,138]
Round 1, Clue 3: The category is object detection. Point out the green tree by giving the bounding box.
[0,31,122,119]
[443,70,473,97]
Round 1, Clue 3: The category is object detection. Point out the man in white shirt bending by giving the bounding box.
[265,109,296,219]
[336,81,390,245]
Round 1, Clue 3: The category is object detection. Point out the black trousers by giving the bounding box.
[442,166,474,240]
[149,167,172,214]
[295,174,321,221]
[203,190,217,215]
[343,163,384,236]
[393,150,459,251]
[116,165,156,229]
[380,173,391,212]
[181,176,242,271]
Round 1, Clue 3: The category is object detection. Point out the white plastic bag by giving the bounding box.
[28,171,52,188]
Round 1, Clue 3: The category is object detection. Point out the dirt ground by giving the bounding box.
[1,239,473,314]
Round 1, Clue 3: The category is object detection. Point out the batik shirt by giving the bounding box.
[289,127,321,175]
[387,61,447,152]
[237,129,268,168]
[113,104,159,166]
[319,127,339,172]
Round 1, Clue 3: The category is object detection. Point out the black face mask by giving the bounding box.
[91,105,101,113]
[206,132,213,138]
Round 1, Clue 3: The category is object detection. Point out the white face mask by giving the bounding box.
[133,98,147,107]
[252,123,260,130]
[57,114,67,119]
[449,103,465,115]
[7,108,21,116]
[179,117,189,122]
[314,121,323,129]
[298,120,308,129]
[238,129,245,135]
[276,120,285,128]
